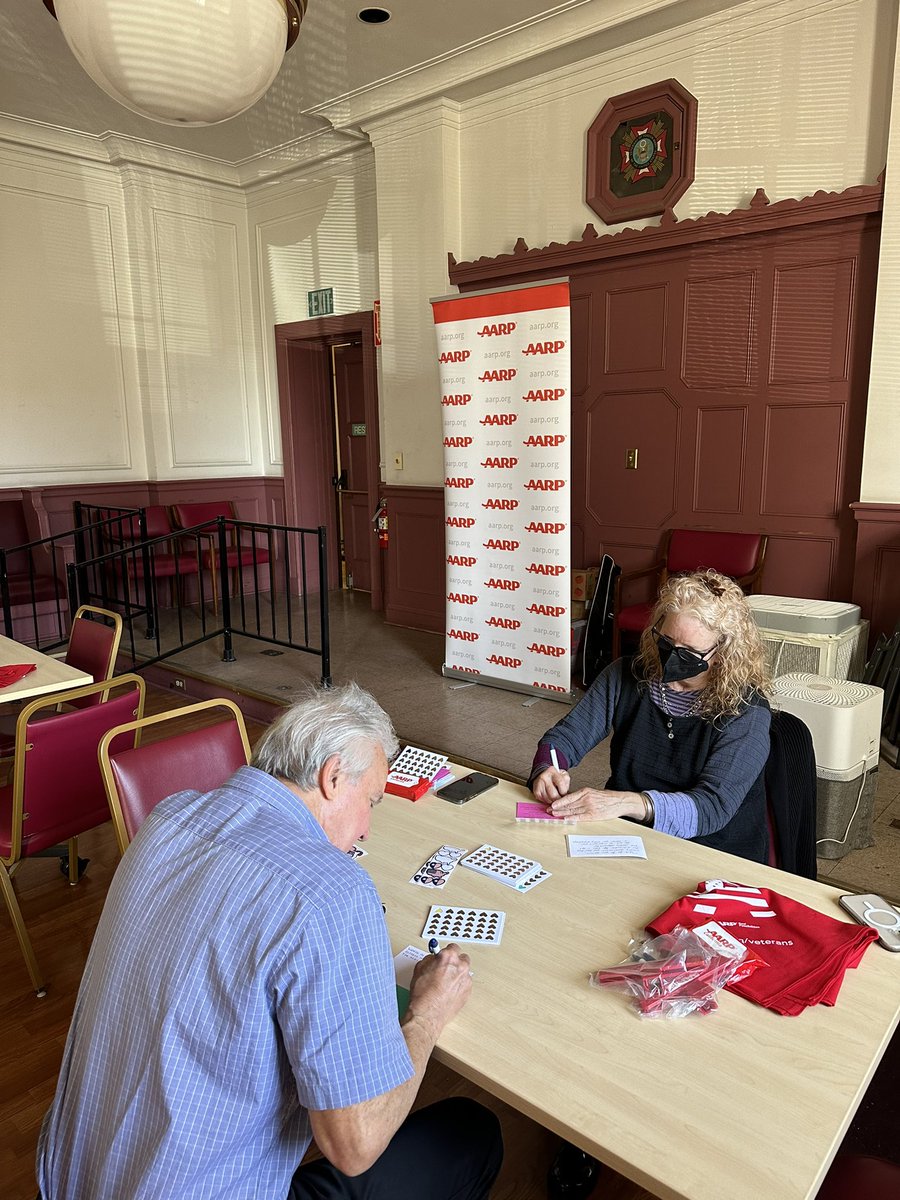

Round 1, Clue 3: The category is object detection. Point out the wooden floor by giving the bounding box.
[0,684,654,1200]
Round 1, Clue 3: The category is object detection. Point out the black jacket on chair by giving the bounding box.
[765,709,818,878]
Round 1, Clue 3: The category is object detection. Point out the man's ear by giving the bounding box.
[319,753,342,800]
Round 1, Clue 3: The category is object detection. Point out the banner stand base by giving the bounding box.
[442,665,574,704]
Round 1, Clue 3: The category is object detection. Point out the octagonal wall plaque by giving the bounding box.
[586,79,698,224]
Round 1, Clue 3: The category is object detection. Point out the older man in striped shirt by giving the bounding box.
[37,683,502,1200]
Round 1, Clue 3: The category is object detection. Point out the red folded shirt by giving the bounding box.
[648,880,878,1015]
[0,663,37,688]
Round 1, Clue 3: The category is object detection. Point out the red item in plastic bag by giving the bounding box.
[590,923,760,1019]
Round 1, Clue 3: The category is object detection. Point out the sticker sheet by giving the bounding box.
[410,845,468,889]
[422,905,506,945]
[390,745,448,781]
[461,843,540,887]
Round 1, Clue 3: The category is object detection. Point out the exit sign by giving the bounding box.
[308,287,334,317]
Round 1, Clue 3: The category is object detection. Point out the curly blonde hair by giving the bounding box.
[634,569,771,719]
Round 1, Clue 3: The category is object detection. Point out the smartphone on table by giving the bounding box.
[839,893,900,951]
[440,771,499,805]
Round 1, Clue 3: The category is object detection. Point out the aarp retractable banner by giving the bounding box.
[431,279,571,698]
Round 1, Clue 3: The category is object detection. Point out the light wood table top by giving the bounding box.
[361,767,900,1200]
[0,633,91,704]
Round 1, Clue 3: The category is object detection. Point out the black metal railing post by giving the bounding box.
[137,507,156,639]
[318,525,331,686]
[217,517,235,663]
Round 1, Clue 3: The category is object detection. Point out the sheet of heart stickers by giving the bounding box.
[422,905,506,945]
[460,843,551,893]
[389,744,448,782]
[410,845,467,889]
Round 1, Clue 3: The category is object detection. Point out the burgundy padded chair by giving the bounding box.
[816,1154,900,1199]
[0,604,123,759]
[170,501,270,611]
[612,528,768,658]
[114,504,200,607]
[0,499,65,630]
[99,698,251,854]
[62,605,123,708]
[0,674,145,996]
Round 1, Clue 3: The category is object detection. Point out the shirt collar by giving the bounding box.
[226,764,328,844]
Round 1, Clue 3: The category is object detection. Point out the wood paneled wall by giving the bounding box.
[382,486,444,633]
[445,181,892,638]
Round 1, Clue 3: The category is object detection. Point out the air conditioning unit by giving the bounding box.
[770,673,885,860]
[747,596,868,681]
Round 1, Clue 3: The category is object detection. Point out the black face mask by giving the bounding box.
[655,632,715,684]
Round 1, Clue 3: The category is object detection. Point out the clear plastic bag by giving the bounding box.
[589,922,764,1019]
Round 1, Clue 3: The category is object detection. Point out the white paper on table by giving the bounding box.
[393,945,427,989]
[566,835,647,859]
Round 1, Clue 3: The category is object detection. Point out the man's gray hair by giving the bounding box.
[252,682,398,791]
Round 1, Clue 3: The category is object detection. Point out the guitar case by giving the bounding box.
[580,553,621,688]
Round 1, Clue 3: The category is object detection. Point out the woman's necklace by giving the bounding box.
[658,683,704,740]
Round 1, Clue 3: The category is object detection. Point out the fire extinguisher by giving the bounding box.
[373,500,388,549]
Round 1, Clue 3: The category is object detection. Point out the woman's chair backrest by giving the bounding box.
[99,699,251,853]
[663,529,767,589]
[64,605,123,707]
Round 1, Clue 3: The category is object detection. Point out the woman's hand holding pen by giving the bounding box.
[532,768,571,805]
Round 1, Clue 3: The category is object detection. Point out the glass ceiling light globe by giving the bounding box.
[49,0,305,126]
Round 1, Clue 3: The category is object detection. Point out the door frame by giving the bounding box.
[274,311,383,611]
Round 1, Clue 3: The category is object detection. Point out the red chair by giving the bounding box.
[171,501,270,612]
[612,529,768,658]
[0,674,145,996]
[0,604,123,759]
[112,504,200,608]
[816,1154,900,1199]
[99,698,251,854]
[0,499,66,641]
[63,604,123,707]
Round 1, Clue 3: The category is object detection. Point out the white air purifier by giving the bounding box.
[771,674,885,859]
[747,595,868,681]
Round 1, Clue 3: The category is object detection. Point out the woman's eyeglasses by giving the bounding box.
[652,626,719,669]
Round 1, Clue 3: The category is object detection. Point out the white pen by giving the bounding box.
[550,746,560,771]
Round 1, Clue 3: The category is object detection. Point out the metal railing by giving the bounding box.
[1,504,142,651]
[66,515,332,686]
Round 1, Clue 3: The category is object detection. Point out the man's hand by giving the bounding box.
[309,943,473,1175]
[532,767,571,805]
[548,787,645,822]
[404,943,472,1039]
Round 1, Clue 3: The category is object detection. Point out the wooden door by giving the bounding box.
[332,342,373,592]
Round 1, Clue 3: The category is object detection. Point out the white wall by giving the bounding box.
[246,148,379,469]
[0,129,267,485]
[0,141,147,486]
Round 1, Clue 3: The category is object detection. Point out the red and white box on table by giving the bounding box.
[384,771,432,801]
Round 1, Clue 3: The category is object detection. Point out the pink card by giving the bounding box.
[515,801,567,823]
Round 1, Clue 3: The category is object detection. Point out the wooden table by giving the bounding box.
[361,768,900,1200]
[0,633,91,704]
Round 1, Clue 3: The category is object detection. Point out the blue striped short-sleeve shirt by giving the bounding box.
[37,766,413,1200]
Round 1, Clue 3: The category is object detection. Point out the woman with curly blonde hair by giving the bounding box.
[530,568,773,864]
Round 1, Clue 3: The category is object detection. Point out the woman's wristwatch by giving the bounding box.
[640,791,655,826]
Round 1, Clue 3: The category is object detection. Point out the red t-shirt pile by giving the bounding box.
[648,880,878,1016]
